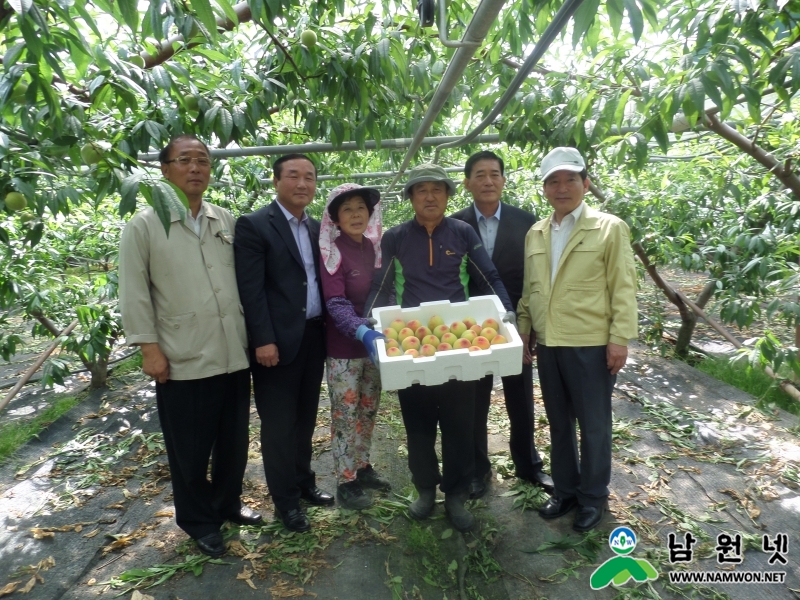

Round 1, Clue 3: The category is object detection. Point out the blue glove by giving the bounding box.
[356,324,386,365]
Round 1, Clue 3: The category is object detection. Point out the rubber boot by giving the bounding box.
[408,487,436,520]
[445,492,474,532]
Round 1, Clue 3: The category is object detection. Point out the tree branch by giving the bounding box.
[703,112,800,200]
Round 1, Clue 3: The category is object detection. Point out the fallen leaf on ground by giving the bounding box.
[0,582,19,597]
[102,535,134,553]
[104,503,125,510]
[86,578,96,586]
[153,510,174,518]
[131,591,155,600]
[30,528,55,540]
[19,577,36,593]
[83,529,100,538]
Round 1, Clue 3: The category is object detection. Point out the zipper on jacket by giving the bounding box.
[429,236,433,266]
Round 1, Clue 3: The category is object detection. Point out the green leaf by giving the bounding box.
[117,0,140,33]
[441,528,453,540]
[215,0,239,26]
[606,0,624,38]
[217,107,233,141]
[7,0,33,15]
[686,78,705,114]
[151,66,172,91]
[190,0,218,41]
[572,0,601,48]
[623,0,644,43]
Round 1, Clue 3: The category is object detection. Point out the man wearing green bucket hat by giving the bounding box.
[364,163,514,532]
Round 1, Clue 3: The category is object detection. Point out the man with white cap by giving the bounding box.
[364,163,514,532]
[516,147,637,532]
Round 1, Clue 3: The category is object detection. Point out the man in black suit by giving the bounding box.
[234,154,334,533]
[451,150,554,499]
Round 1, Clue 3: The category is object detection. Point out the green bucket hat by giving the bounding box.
[403,163,457,199]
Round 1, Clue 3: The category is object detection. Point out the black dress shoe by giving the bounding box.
[518,470,555,494]
[226,505,263,526]
[573,505,604,532]
[194,531,225,557]
[538,495,578,520]
[275,507,311,533]
[469,472,491,500]
[300,486,335,506]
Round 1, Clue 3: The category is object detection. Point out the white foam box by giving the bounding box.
[372,295,522,391]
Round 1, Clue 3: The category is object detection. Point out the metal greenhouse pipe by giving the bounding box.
[137,135,501,162]
[385,0,509,191]
[432,0,586,163]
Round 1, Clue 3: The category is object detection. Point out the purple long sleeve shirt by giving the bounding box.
[321,234,376,359]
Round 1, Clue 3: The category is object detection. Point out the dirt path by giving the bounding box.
[0,344,798,599]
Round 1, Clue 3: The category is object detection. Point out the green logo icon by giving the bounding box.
[590,527,658,590]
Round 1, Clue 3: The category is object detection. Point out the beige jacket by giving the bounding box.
[517,204,638,347]
[119,203,249,380]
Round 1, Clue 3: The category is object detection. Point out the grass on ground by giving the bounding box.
[0,351,143,465]
[0,392,85,464]
[694,355,799,416]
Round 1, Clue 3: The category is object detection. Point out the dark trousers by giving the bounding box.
[537,345,615,507]
[397,379,475,495]
[251,320,325,513]
[155,369,251,539]
[473,362,544,480]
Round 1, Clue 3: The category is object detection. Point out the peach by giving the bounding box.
[433,324,450,339]
[454,338,472,349]
[415,326,432,339]
[437,342,453,352]
[420,344,437,357]
[473,336,491,350]
[481,327,497,342]
[460,330,476,343]
[404,348,420,357]
[440,332,459,346]
[397,327,415,342]
[449,321,467,337]
[469,346,482,352]
[386,346,403,357]
[422,334,440,347]
[462,316,478,329]
[428,315,445,330]
[406,319,423,333]
[385,338,400,349]
[481,318,500,331]
[469,324,483,335]
[490,334,508,345]
[401,336,421,351]
[389,318,406,332]
[383,328,398,340]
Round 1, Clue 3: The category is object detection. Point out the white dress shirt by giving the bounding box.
[277,201,322,318]
[185,201,204,237]
[550,201,584,284]
[473,202,502,258]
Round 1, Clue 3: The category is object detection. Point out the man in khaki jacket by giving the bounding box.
[119,134,261,558]
[517,147,637,533]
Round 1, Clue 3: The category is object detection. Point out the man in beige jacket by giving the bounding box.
[119,135,261,558]
[517,147,638,532]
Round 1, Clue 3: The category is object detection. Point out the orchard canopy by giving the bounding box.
[0,0,798,389]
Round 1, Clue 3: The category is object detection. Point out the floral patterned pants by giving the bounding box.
[326,357,382,483]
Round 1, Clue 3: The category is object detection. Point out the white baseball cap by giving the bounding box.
[540,147,586,181]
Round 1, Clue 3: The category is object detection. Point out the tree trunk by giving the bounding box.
[88,357,108,389]
[630,243,697,357]
[673,278,717,356]
[31,310,109,388]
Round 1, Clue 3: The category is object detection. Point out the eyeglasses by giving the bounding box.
[164,156,212,167]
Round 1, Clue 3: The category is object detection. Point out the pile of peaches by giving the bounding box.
[381,315,508,358]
